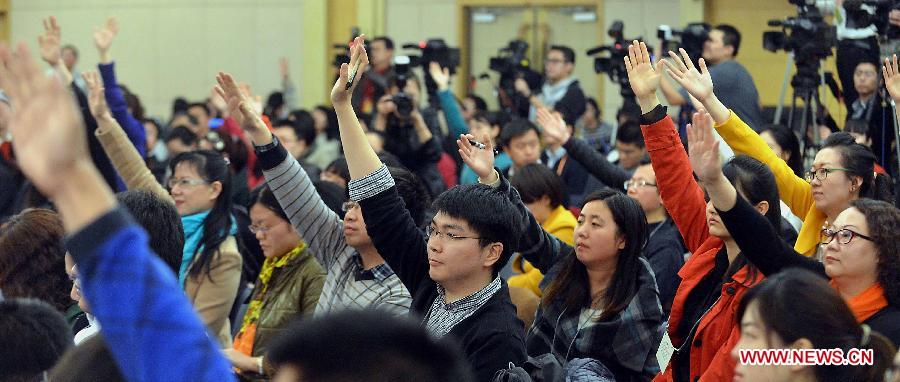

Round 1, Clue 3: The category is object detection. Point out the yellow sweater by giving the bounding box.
[714,111,826,257]
[508,205,577,296]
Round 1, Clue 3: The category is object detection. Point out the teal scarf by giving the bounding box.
[179,210,237,288]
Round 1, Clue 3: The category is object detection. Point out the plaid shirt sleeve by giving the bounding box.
[349,164,395,202]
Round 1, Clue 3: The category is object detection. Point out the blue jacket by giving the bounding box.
[99,62,147,158]
[66,208,235,382]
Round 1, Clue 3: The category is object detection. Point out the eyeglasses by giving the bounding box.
[804,167,851,183]
[167,178,209,189]
[425,225,481,242]
[341,201,359,212]
[820,228,874,245]
[624,179,657,190]
[248,225,272,235]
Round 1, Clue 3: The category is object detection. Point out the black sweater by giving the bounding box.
[357,182,526,382]
[718,195,900,345]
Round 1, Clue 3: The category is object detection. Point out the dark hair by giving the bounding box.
[48,335,126,382]
[585,97,601,119]
[142,118,161,137]
[549,45,576,64]
[169,150,235,281]
[737,269,895,382]
[314,180,349,219]
[61,44,79,58]
[171,97,189,118]
[264,91,285,119]
[0,298,72,381]
[187,102,211,118]
[510,163,565,209]
[714,24,741,56]
[165,125,198,146]
[267,309,473,382]
[431,184,522,276]
[760,124,803,177]
[118,84,145,121]
[822,132,895,203]
[324,157,350,186]
[465,94,487,112]
[274,118,316,147]
[616,102,642,123]
[371,36,395,50]
[848,199,900,307]
[472,110,511,135]
[314,105,341,141]
[203,129,248,173]
[542,189,648,321]
[499,118,541,148]
[844,119,870,138]
[117,190,184,274]
[389,166,431,227]
[0,209,71,312]
[615,120,645,148]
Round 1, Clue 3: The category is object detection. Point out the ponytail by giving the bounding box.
[866,172,895,205]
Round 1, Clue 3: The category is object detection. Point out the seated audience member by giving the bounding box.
[461,94,488,123]
[0,298,73,382]
[610,120,646,173]
[575,97,615,154]
[334,37,526,381]
[540,109,596,207]
[758,123,804,237]
[272,118,321,180]
[267,310,473,382]
[459,137,664,380]
[500,118,542,178]
[844,118,889,174]
[216,71,416,316]
[0,208,72,313]
[165,125,199,158]
[460,111,512,185]
[225,186,325,379]
[321,157,350,189]
[50,335,127,382]
[733,269,896,382]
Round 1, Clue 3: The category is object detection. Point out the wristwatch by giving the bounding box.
[254,135,280,153]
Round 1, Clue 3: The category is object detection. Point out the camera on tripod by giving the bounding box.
[586,20,645,100]
[658,23,710,64]
[762,0,836,66]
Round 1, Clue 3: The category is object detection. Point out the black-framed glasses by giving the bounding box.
[820,228,875,245]
[425,225,481,242]
[804,167,851,183]
[624,179,657,190]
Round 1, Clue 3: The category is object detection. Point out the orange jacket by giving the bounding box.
[642,112,764,382]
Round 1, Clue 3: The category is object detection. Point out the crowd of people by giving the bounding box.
[2,11,900,382]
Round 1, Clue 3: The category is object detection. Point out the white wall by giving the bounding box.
[11,0,309,120]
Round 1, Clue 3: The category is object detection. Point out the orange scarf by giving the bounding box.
[830,280,888,323]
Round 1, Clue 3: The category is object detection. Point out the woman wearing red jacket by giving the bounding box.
[625,41,782,381]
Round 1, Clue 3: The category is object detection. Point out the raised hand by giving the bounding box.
[215,72,269,144]
[457,132,497,183]
[536,107,570,145]
[279,57,289,79]
[331,34,369,106]
[83,71,112,121]
[429,61,450,91]
[624,40,662,101]
[93,17,119,63]
[883,54,900,103]
[0,43,89,197]
[661,48,713,103]
[687,109,722,183]
[37,16,62,66]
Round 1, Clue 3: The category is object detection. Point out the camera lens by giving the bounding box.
[392,93,414,118]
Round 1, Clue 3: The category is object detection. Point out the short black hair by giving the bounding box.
[116,189,184,274]
[465,94,487,112]
[714,24,741,57]
[510,163,565,209]
[616,102,642,123]
[389,166,431,227]
[274,118,316,146]
[164,125,198,146]
[267,309,473,382]
[324,157,350,186]
[0,298,72,381]
[314,180,349,219]
[187,102,211,117]
[48,335,126,382]
[372,36,394,50]
[549,45,576,65]
[499,118,540,148]
[615,120,645,148]
[431,184,522,276]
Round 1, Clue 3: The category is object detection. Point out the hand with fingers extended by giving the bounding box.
[536,107,570,146]
[883,54,900,103]
[687,110,723,183]
[93,17,119,63]
[661,48,713,103]
[624,40,663,102]
[457,132,497,183]
[0,43,91,197]
[215,72,270,144]
[38,16,62,67]
[83,71,113,122]
[429,62,451,91]
[331,34,369,106]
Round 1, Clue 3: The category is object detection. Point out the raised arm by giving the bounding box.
[94,17,147,158]
[537,107,630,192]
[37,16,72,85]
[1,42,234,382]
[280,57,300,110]
[884,54,900,133]
[84,71,171,202]
[430,62,468,138]
[626,41,711,251]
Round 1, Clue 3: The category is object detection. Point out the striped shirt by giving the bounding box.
[424,276,503,338]
[260,145,411,316]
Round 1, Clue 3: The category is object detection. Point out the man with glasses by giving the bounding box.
[515,45,586,127]
[847,59,896,174]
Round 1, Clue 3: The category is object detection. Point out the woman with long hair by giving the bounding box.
[0,208,71,313]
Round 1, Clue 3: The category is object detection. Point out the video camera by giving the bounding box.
[763,0,837,92]
[488,39,542,115]
[658,23,710,64]
[845,0,900,38]
[587,20,646,99]
[387,38,460,117]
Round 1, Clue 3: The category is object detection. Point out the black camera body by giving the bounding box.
[488,39,542,115]
[392,56,417,119]
[764,1,837,92]
[401,39,460,99]
[587,20,644,99]
[658,23,710,65]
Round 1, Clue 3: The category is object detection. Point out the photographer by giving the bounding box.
[371,73,447,198]
[832,0,883,109]
[352,36,394,115]
[660,25,765,130]
[514,45,586,127]
[847,58,896,174]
